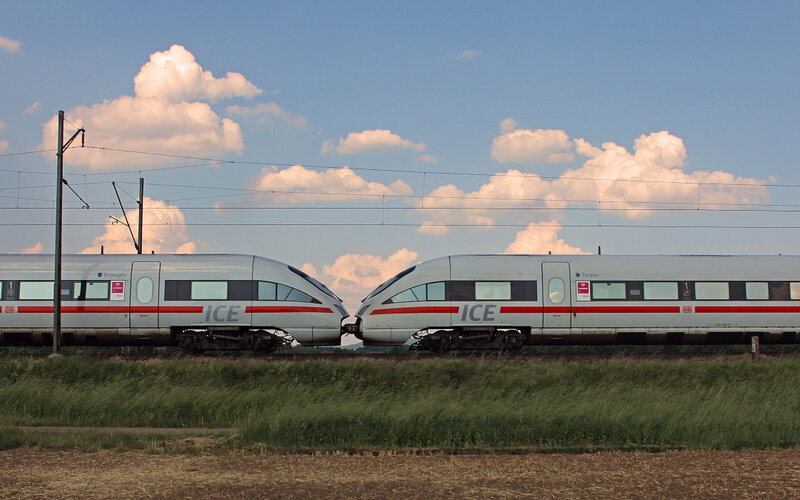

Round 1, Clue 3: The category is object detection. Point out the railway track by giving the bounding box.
[2,348,800,362]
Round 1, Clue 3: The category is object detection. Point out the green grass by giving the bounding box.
[1,356,799,452]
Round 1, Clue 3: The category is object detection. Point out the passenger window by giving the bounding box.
[695,282,729,300]
[85,282,109,300]
[475,282,511,300]
[592,282,625,300]
[258,282,277,300]
[191,281,227,300]
[137,278,153,303]
[548,278,565,304]
[745,282,768,300]
[792,283,800,300]
[427,282,445,301]
[0,281,3,300]
[19,281,54,300]
[644,282,678,300]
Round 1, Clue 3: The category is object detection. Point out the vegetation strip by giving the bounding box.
[1,356,799,452]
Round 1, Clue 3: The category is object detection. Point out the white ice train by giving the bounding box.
[349,254,800,352]
[0,254,347,351]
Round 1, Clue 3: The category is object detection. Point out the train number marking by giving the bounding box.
[204,305,242,322]
[4,306,14,314]
[460,304,498,322]
[682,306,692,313]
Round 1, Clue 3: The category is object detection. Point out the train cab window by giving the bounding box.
[644,282,678,300]
[548,278,565,304]
[137,278,153,303]
[695,282,729,300]
[592,282,625,300]
[745,282,769,300]
[390,289,417,303]
[475,282,511,300]
[427,282,445,301]
[791,283,800,300]
[285,287,314,303]
[191,281,228,300]
[19,281,54,300]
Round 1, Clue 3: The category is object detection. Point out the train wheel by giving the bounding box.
[429,334,455,354]
[499,331,525,353]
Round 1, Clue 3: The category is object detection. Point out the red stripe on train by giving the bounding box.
[370,306,460,315]
[695,306,800,313]
[16,306,204,314]
[246,306,333,313]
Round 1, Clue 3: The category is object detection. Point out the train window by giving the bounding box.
[644,282,678,300]
[191,281,228,300]
[19,281,54,300]
[73,281,109,300]
[745,282,768,300]
[277,284,292,301]
[390,290,415,303]
[427,282,445,301]
[769,282,790,301]
[0,281,2,300]
[258,282,277,300]
[285,288,314,303]
[137,278,153,303]
[592,282,625,300]
[475,282,511,300]
[411,284,427,301]
[792,283,800,300]
[695,282,729,300]
[548,278,565,304]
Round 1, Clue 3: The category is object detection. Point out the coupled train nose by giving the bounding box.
[341,320,363,339]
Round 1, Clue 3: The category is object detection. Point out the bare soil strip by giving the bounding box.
[1,448,799,499]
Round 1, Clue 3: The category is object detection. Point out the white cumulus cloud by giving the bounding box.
[134,45,261,103]
[250,164,413,202]
[0,36,20,52]
[491,118,575,164]
[11,242,44,254]
[0,120,8,152]
[322,129,426,154]
[38,45,259,170]
[24,102,41,115]
[302,248,419,311]
[456,50,479,59]
[227,103,308,128]
[505,222,589,255]
[79,197,198,255]
[417,130,769,232]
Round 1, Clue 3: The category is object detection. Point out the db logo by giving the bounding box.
[682,306,693,313]
[4,306,14,314]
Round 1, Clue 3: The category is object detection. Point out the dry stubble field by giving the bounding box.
[2,448,800,499]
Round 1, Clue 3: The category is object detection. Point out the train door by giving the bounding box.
[542,262,571,330]
[130,262,160,329]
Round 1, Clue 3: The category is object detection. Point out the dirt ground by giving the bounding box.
[1,448,799,499]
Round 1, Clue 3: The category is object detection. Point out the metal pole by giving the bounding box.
[138,177,144,254]
[52,111,64,356]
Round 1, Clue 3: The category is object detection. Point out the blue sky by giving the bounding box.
[1,1,799,308]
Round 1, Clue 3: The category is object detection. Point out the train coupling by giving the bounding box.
[341,320,363,339]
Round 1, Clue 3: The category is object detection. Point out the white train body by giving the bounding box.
[352,255,800,350]
[0,254,347,350]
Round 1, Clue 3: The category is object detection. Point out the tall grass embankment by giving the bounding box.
[1,356,799,452]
